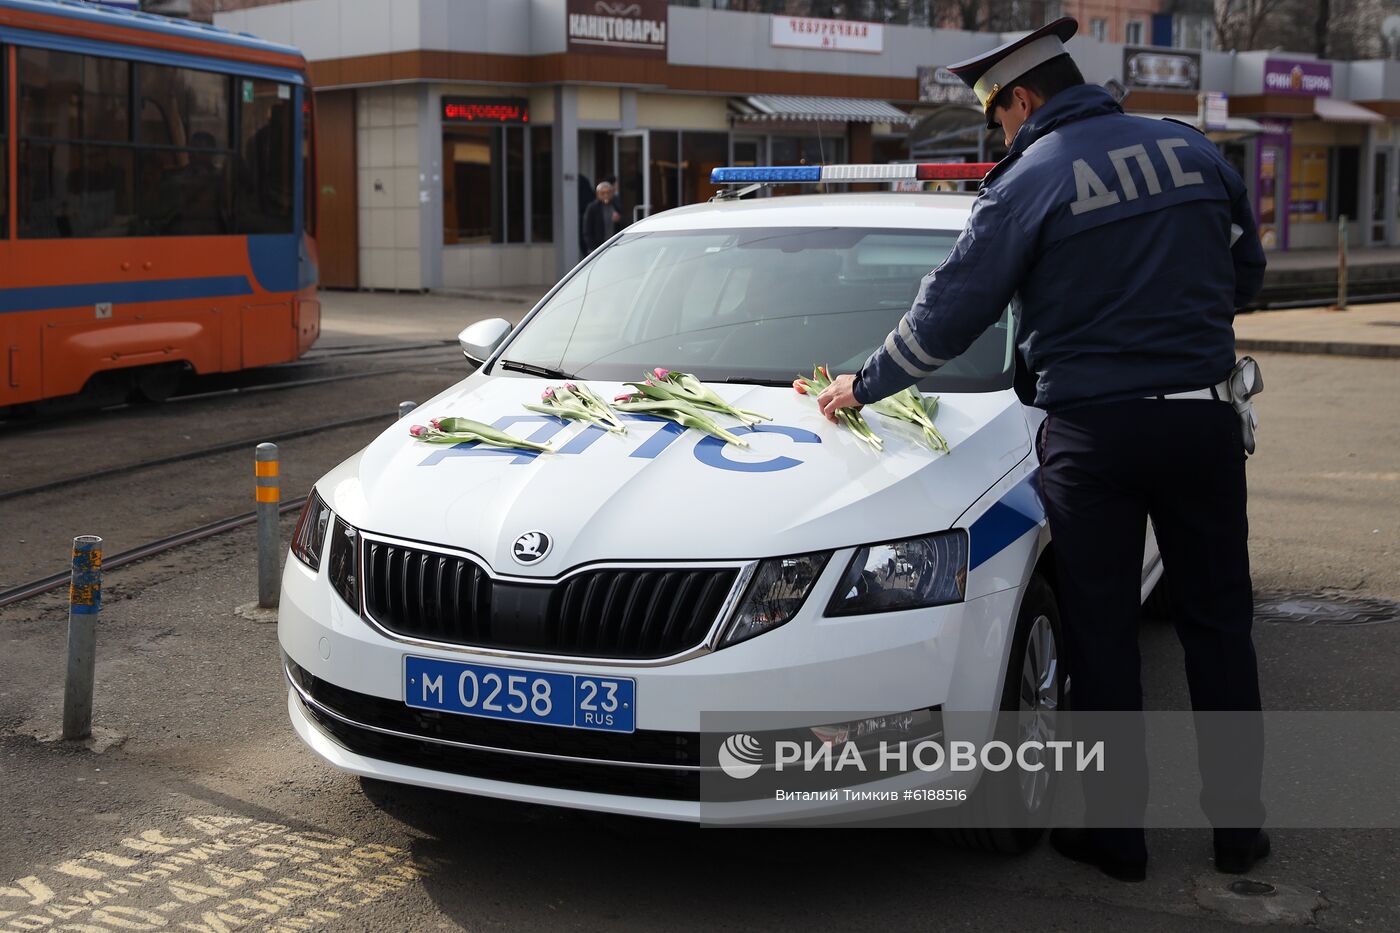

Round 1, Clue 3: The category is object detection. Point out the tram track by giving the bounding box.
[0,496,309,609]
[0,409,403,503]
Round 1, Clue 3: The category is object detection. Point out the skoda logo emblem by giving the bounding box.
[512,531,551,565]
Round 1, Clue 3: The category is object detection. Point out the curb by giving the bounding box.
[1235,338,1400,359]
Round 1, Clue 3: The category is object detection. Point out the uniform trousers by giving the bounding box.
[1036,398,1265,858]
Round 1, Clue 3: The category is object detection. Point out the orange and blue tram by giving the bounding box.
[0,0,317,412]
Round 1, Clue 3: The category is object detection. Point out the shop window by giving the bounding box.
[531,128,553,243]
[1289,146,1329,226]
[506,126,525,243]
[681,132,727,207]
[236,79,294,234]
[1125,21,1144,45]
[443,123,550,245]
[649,131,680,217]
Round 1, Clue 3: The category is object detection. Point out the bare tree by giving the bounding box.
[1214,0,1291,50]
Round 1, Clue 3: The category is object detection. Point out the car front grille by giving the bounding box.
[361,538,739,659]
[287,659,702,801]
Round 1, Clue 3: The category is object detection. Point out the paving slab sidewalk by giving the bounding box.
[1235,304,1400,358]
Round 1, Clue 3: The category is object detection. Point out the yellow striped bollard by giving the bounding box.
[256,443,280,609]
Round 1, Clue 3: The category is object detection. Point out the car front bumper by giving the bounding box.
[279,547,1024,822]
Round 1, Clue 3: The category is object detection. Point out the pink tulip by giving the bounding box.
[614,393,633,403]
[541,387,555,400]
[565,382,578,392]
[429,418,442,430]
[409,424,428,437]
[653,367,669,380]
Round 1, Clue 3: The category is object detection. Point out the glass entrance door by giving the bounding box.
[613,131,650,226]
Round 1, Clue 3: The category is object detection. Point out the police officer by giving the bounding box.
[816,18,1269,881]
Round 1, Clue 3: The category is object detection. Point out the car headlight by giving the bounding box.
[719,552,829,647]
[290,491,332,570]
[326,517,360,611]
[826,531,968,617]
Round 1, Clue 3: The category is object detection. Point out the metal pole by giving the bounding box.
[1337,215,1349,310]
[62,535,102,741]
[398,400,417,419]
[256,443,280,609]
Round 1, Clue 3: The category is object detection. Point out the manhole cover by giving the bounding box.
[1255,593,1400,626]
[1230,880,1277,896]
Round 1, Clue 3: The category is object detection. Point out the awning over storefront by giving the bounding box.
[1313,98,1384,123]
[732,95,915,124]
[1139,112,1266,142]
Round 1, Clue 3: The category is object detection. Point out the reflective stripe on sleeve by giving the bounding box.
[898,318,948,369]
[884,331,934,379]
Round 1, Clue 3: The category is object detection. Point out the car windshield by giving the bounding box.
[495,226,1015,392]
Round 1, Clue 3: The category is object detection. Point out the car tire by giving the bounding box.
[946,573,1065,854]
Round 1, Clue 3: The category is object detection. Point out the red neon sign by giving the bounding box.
[442,97,529,124]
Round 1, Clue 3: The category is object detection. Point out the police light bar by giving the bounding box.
[709,163,995,184]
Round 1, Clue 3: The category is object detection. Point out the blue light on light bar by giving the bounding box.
[711,166,824,184]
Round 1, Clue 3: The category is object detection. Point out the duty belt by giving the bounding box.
[1143,381,1229,401]
[1144,359,1264,455]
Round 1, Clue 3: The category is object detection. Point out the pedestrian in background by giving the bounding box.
[581,181,621,255]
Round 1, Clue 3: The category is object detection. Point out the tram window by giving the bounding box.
[135,64,233,236]
[18,48,129,142]
[235,78,294,234]
[20,141,136,238]
[137,64,230,149]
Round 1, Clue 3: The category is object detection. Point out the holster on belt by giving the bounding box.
[1223,356,1264,455]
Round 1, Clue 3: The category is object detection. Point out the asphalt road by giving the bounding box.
[1,294,1397,932]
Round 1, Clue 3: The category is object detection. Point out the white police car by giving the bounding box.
[279,163,1166,848]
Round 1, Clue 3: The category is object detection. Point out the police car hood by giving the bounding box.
[320,376,1030,575]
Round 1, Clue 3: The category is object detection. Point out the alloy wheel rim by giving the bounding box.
[1017,612,1059,813]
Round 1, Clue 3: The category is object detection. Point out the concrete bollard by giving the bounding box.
[399,400,417,420]
[62,535,103,741]
[256,443,280,609]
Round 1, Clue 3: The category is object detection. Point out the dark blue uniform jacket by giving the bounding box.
[854,85,1268,411]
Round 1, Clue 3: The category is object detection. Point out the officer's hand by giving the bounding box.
[817,374,859,424]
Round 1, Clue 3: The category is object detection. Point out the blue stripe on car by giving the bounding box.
[968,470,1044,571]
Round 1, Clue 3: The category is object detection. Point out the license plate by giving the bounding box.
[404,656,635,733]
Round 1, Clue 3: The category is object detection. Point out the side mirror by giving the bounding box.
[458,318,512,365]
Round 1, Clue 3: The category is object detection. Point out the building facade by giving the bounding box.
[213,0,1400,291]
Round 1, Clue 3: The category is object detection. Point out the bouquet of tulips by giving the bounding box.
[794,366,883,451]
[629,368,771,426]
[613,368,759,448]
[408,417,553,453]
[868,386,950,453]
[524,382,627,434]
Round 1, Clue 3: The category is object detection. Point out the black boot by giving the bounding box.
[1050,828,1148,882]
[1215,830,1270,874]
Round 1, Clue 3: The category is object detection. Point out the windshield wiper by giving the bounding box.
[716,377,794,387]
[498,359,576,380]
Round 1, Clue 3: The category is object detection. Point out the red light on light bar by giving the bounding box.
[915,163,996,180]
